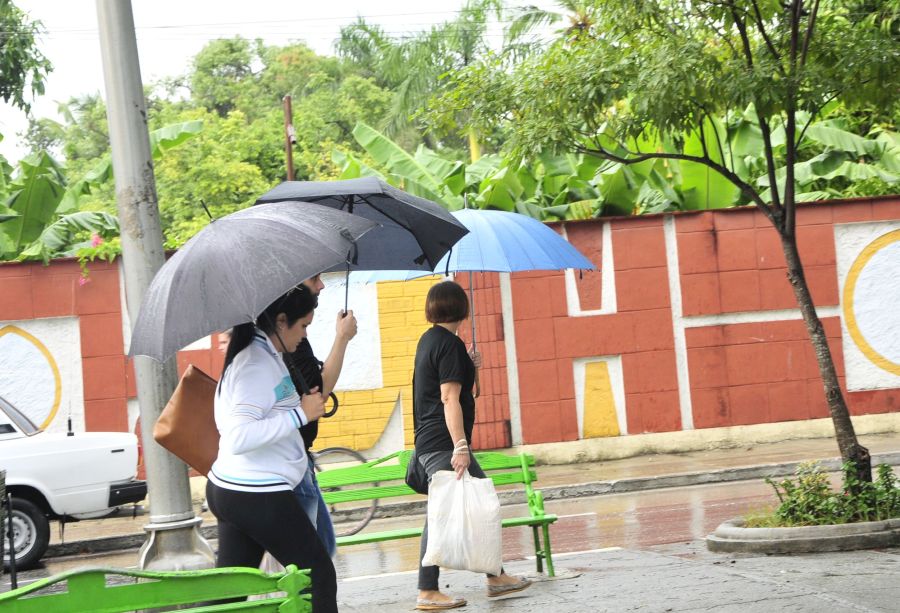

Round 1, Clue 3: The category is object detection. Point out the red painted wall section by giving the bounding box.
[455,272,511,450]
[565,222,603,310]
[0,256,225,436]
[515,216,683,444]
[678,198,898,430]
[3,196,899,447]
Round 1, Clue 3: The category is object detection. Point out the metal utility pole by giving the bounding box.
[96,0,213,570]
[283,95,296,180]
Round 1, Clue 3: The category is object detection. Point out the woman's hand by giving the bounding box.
[301,386,326,422]
[335,309,358,341]
[451,448,470,479]
[468,347,482,369]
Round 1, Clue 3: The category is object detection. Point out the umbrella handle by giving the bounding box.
[323,392,339,418]
[344,264,350,315]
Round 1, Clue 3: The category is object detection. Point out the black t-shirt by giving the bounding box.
[413,325,476,453]
[285,338,323,450]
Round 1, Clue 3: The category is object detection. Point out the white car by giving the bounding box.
[0,395,147,569]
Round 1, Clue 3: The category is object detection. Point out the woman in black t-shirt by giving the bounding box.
[412,281,531,611]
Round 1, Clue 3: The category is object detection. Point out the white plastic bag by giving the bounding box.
[421,470,502,576]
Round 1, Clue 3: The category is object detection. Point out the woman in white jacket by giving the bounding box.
[206,285,335,612]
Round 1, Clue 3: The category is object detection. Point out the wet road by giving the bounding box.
[332,479,775,580]
[3,477,777,590]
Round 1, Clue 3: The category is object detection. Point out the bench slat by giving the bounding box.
[0,565,311,613]
[320,470,538,505]
[316,465,537,489]
[336,515,558,547]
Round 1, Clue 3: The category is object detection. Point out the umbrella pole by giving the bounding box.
[344,263,350,314]
[463,193,480,397]
[468,270,476,350]
[469,270,481,398]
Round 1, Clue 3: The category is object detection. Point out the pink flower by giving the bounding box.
[78,276,89,286]
[90,234,103,247]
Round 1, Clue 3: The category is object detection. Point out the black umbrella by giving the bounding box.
[255,177,468,309]
[128,202,378,362]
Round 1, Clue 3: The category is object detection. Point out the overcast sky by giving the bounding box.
[0,0,556,163]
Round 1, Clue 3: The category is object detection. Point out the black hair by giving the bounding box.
[425,280,469,324]
[221,284,318,379]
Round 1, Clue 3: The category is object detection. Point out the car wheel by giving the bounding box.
[4,498,50,571]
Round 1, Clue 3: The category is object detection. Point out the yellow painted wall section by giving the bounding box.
[583,361,620,438]
[313,277,439,451]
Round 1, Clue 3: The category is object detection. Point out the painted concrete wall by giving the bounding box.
[1,196,898,454]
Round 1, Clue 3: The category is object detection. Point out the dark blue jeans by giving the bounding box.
[294,460,337,558]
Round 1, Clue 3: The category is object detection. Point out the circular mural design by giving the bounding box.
[842,229,900,376]
[0,325,62,429]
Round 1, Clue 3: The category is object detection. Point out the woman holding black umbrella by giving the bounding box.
[206,285,337,612]
[412,281,531,610]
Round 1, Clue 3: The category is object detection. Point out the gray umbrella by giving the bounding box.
[255,177,468,272]
[128,202,378,361]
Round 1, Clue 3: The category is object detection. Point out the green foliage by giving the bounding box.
[1,122,201,261]
[337,122,605,220]
[757,462,900,527]
[190,37,257,118]
[18,211,118,264]
[2,152,66,254]
[0,0,52,113]
[425,0,900,220]
[338,1,513,158]
[76,235,121,280]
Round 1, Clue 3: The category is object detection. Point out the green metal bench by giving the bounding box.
[319,450,557,576]
[0,564,311,612]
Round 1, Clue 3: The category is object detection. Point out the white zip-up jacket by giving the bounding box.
[209,331,309,493]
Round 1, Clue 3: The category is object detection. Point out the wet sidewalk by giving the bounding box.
[337,542,900,612]
[46,432,900,558]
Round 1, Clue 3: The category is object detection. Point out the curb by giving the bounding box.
[707,517,900,554]
[46,450,900,560]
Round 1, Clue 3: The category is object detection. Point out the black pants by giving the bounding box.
[206,481,337,613]
[416,450,500,591]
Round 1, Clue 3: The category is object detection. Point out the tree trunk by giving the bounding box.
[780,232,872,483]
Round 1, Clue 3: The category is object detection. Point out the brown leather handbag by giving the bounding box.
[153,364,220,476]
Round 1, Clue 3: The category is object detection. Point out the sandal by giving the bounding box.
[487,577,532,598]
[416,596,467,610]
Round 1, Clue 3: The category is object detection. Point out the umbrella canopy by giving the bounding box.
[437,209,596,273]
[129,202,378,361]
[349,209,596,354]
[255,177,468,272]
[352,209,596,283]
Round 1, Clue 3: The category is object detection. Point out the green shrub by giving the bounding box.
[753,462,900,527]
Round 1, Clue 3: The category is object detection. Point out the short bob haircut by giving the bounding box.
[425,281,469,324]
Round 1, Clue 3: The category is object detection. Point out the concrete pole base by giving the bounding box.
[138,516,216,570]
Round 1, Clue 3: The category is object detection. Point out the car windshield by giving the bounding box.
[0,395,41,436]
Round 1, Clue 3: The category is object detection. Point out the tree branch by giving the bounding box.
[800,0,821,68]
[795,90,840,148]
[729,1,757,70]
[750,0,786,74]
[572,141,773,220]
[755,110,783,214]
[784,0,804,239]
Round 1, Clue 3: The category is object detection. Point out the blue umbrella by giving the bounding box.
[352,208,596,348]
[433,208,595,274]
[353,209,595,280]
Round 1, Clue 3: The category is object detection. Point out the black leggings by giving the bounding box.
[206,481,337,613]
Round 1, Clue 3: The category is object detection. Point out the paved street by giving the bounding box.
[4,434,900,611]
